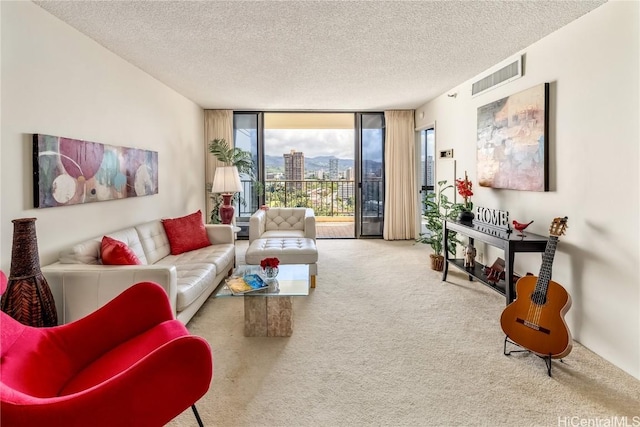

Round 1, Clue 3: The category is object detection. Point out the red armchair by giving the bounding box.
[0,274,213,427]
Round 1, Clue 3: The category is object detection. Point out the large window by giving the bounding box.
[263,113,355,218]
[232,112,384,239]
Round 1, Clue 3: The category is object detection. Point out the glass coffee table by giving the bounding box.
[217,264,310,337]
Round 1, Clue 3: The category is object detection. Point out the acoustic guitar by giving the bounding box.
[500,217,572,359]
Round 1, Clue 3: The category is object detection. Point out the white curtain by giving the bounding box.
[204,110,233,222]
[383,110,417,240]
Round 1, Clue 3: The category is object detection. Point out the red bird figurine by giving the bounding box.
[512,220,534,237]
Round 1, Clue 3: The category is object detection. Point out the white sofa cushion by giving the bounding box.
[172,263,217,311]
[157,243,235,275]
[261,230,306,240]
[245,238,318,265]
[136,220,171,264]
[58,227,148,265]
[265,208,306,231]
[59,240,102,265]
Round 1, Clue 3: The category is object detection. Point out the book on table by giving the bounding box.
[226,274,268,295]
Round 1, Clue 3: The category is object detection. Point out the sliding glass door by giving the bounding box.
[356,113,385,237]
[233,112,262,237]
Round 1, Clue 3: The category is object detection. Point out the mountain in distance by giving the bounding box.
[265,154,355,172]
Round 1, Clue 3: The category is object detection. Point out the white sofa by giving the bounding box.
[42,219,235,325]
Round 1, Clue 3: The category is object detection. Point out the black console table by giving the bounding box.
[442,219,548,305]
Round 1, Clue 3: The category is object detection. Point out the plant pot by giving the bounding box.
[430,254,445,271]
[458,210,475,223]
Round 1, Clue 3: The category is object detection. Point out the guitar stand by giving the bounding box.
[503,336,562,377]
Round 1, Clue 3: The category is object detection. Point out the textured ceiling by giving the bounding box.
[34,1,606,111]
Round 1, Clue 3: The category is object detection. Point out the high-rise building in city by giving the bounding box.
[337,182,354,199]
[420,155,435,190]
[345,167,353,181]
[426,155,434,188]
[329,158,339,180]
[284,150,305,189]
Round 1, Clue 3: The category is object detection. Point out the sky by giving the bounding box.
[264,129,355,159]
[264,128,383,160]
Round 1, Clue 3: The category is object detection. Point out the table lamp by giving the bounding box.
[212,166,243,224]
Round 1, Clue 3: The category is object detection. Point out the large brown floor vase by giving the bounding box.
[0,218,58,327]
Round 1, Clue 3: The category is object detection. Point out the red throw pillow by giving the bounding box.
[162,210,211,255]
[101,236,142,265]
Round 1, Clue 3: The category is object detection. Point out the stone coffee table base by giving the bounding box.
[244,296,293,337]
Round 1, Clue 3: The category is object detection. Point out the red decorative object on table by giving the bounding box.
[455,171,475,222]
[260,257,280,269]
[455,171,474,210]
[211,166,242,225]
[512,219,534,237]
[260,257,280,280]
[219,194,235,224]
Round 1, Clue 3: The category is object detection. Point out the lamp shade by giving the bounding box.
[211,166,242,194]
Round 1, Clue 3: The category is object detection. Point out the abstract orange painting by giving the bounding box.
[476,83,549,191]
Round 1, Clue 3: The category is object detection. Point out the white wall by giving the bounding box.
[415,1,640,379]
[1,3,204,273]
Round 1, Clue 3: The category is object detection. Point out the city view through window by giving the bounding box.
[233,112,385,238]
[264,127,356,217]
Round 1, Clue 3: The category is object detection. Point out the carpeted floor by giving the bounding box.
[168,239,640,427]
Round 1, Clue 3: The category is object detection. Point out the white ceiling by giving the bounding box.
[34,0,606,111]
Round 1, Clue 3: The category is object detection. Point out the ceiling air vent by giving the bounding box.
[471,56,523,97]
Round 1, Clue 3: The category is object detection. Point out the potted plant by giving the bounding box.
[417,180,462,271]
[208,138,256,223]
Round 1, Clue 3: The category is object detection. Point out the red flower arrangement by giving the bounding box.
[455,171,474,211]
[260,257,280,269]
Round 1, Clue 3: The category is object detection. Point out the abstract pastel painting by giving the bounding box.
[476,83,549,191]
[33,134,158,208]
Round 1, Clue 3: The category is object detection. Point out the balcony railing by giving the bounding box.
[235,179,383,219]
